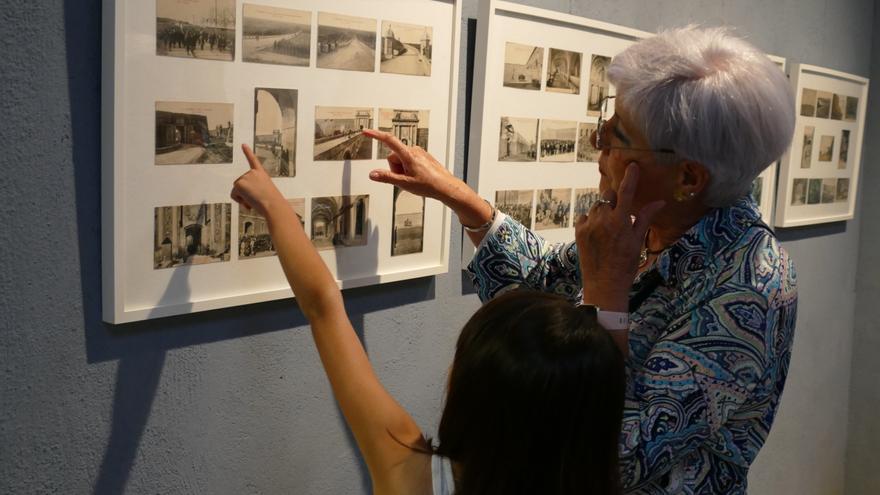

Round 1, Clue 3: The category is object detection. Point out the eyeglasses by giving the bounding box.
[595,96,676,155]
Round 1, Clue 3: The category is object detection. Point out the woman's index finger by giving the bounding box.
[241,143,264,171]
[362,129,412,161]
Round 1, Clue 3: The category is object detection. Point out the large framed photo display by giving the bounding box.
[462,0,651,266]
[102,0,462,323]
[774,64,869,227]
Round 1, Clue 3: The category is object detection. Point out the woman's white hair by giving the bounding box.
[608,26,795,207]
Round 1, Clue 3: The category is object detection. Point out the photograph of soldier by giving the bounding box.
[534,189,571,230]
[751,177,764,207]
[574,188,601,217]
[317,12,376,72]
[839,129,850,169]
[494,190,534,228]
[239,198,305,259]
[243,5,310,67]
[800,88,817,117]
[314,106,374,161]
[807,178,822,204]
[801,126,814,169]
[378,109,430,159]
[577,123,600,162]
[155,101,234,165]
[818,135,835,162]
[380,21,432,76]
[539,120,577,162]
[154,203,231,269]
[831,94,845,120]
[791,178,808,206]
[503,42,543,90]
[815,91,832,118]
[836,178,850,202]
[391,188,425,256]
[821,178,837,203]
[545,48,581,94]
[156,0,235,61]
[311,195,369,250]
[845,96,859,122]
[586,55,611,116]
[498,117,538,162]
[254,88,297,177]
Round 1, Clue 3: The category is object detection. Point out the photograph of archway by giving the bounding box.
[239,198,305,259]
[503,42,543,90]
[495,190,533,228]
[380,21,432,76]
[254,88,297,177]
[586,55,610,116]
[155,101,234,165]
[545,48,581,94]
[378,109,430,159]
[498,117,538,161]
[392,188,424,256]
[314,106,374,161]
[156,0,235,61]
[311,195,370,250]
[154,203,231,269]
[243,5,310,67]
[317,12,376,72]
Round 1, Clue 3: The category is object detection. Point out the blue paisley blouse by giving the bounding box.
[466,196,797,494]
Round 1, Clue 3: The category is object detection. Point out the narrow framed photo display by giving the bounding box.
[102,0,462,323]
[750,54,787,224]
[774,64,869,227]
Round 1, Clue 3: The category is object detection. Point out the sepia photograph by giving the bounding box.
[586,55,611,116]
[254,88,297,177]
[239,199,305,259]
[845,96,859,122]
[535,189,571,230]
[839,129,850,169]
[317,12,376,72]
[391,187,425,256]
[574,188,601,217]
[503,42,543,90]
[800,88,817,117]
[540,120,577,162]
[498,117,538,161]
[815,91,832,118]
[800,126,814,169]
[577,123,599,162]
[154,203,231,269]
[155,101,234,165]
[751,177,764,207]
[836,178,850,202]
[380,21,432,76]
[821,178,837,203]
[378,109,429,159]
[243,5,311,67]
[807,178,822,204]
[791,178,807,206]
[314,106,373,161]
[157,0,235,61]
[818,135,835,162]
[831,94,845,120]
[311,195,370,250]
[545,48,581,94]
[495,190,534,228]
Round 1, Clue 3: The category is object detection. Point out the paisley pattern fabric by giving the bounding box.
[466,196,797,494]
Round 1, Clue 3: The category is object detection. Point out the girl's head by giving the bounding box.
[436,290,626,495]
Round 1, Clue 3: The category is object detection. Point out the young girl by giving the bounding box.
[231,143,626,494]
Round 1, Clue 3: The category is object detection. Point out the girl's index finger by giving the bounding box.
[615,162,640,215]
[362,129,412,162]
[241,144,265,172]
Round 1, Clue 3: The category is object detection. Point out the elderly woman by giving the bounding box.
[365,26,797,494]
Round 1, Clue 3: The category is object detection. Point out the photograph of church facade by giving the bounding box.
[155,101,234,165]
[503,42,543,90]
[254,88,297,177]
[498,116,538,161]
[311,195,370,250]
[378,109,430,158]
[314,106,374,160]
[380,21,432,76]
[239,199,305,259]
[154,203,231,269]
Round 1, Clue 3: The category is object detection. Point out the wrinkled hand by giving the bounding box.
[231,144,286,217]
[575,163,665,311]
[362,129,458,201]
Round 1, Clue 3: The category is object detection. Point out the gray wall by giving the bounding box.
[0,0,875,494]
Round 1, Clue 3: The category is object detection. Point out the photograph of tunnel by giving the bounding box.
[254,88,297,177]
[154,203,231,269]
[317,12,376,72]
[380,21,433,76]
[378,109,429,158]
[311,195,370,250]
[545,48,581,94]
[238,198,305,259]
[242,4,311,67]
[314,106,374,161]
[155,101,234,165]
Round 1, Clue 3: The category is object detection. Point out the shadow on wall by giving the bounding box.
[64,2,434,493]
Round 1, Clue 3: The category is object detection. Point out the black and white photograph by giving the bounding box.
[577,123,599,162]
[845,96,859,122]
[239,199,305,259]
[503,42,543,90]
[391,188,424,256]
[495,190,534,228]
[586,55,611,116]
[254,88,297,177]
[545,48,581,94]
[155,101,234,165]
[831,94,845,120]
[836,178,850,202]
[807,178,822,204]
[821,178,837,203]
[242,5,311,67]
[540,120,577,162]
[314,106,374,161]
[378,109,430,159]
[380,21,432,76]
[311,195,369,250]
[818,135,835,162]
[751,177,764,207]
[815,91,832,118]
[839,129,850,169]
[154,203,231,269]
[801,126,814,169]
[317,12,376,72]
[498,117,538,161]
[535,189,571,230]
[791,178,807,206]
[574,188,601,217]
[800,88,817,116]
[156,0,235,61]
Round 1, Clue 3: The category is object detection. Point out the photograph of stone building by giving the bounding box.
[239,199,305,259]
[577,122,599,162]
[155,101,234,165]
[311,195,369,250]
[254,88,297,177]
[586,55,610,116]
[495,189,534,228]
[378,109,430,158]
[156,0,235,61]
[243,5,310,67]
[503,42,543,90]
[391,188,424,256]
[540,120,577,162]
[535,189,571,230]
[154,203,231,269]
[380,21,432,76]
[317,12,376,72]
[498,117,538,161]
[545,48,581,94]
[314,106,373,161]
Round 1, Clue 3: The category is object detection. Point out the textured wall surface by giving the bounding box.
[0,0,875,494]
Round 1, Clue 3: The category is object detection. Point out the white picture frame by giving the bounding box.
[102,0,462,323]
[750,54,787,224]
[774,63,869,228]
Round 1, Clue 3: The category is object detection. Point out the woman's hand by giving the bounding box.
[575,163,665,312]
[231,144,286,217]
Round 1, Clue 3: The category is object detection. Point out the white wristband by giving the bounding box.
[597,309,630,331]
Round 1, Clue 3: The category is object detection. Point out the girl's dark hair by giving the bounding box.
[435,290,625,495]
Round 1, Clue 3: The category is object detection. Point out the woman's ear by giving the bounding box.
[676,160,710,197]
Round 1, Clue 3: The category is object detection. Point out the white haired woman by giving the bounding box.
[364,26,797,494]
